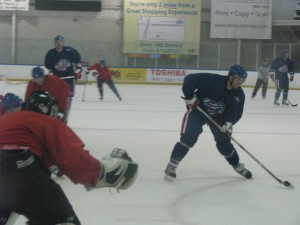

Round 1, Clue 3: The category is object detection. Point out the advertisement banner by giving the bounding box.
[0,0,29,11]
[210,0,272,39]
[111,68,147,81]
[123,0,201,55]
[147,68,189,83]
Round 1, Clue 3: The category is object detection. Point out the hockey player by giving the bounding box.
[44,35,82,98]
[87,59,122,101]
[0,90,138,225]
[251,58,271,99]
[270,49,294,106]
[0,93,23,116]
[25,66,70,123]
[164,64,252,181]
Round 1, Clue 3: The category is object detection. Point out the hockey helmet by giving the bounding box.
[228,64,247,79]
[99,59,106,65]
[32,66,44,79]
[54,35,64,42]
[2,93,23,110]
[24,90,57,117]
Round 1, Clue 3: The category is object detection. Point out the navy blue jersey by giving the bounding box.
[182,73,245,124]
[44,46,81,78]
[271,57,294,80]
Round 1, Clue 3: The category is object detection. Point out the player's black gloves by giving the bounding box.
[290,74,294,82]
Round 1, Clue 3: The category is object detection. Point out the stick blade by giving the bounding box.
[283,181,294,189]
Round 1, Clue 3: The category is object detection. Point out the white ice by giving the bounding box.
[1,80,300,225]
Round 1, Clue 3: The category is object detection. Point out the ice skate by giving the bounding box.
[164,162,177,182]
[233,163,252,179]
[282,100,289,106]
[273,99,280,106]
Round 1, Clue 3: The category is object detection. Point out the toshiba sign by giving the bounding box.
[147,69,188,83]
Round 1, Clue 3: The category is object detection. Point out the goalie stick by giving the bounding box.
[196,105,294,189]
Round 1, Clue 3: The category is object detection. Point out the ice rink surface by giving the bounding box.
[1,80,300,225]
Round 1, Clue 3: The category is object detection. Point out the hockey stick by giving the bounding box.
[196,105,294,189]
[81,70,94,102]
[81,73,88,102]
[287,99,298,107]
[0,74,27,85]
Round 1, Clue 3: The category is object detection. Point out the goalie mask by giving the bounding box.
[24,90,57,117]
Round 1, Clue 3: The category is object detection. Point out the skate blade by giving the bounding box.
[164,174,175,182]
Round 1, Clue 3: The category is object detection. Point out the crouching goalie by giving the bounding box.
[0,90,138,225]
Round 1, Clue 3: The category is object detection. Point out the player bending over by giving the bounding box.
[0,90,138,225]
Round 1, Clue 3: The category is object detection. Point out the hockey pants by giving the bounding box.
[0,150,81,225]
[170,108,239,167]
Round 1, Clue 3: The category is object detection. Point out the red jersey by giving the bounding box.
[88,64,112,80]
[25,75,70,111]
[0,111,101,186]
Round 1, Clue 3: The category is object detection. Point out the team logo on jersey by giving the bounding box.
[234,96,241,103]
[279,65,288,73]
[202,98,225,116]
[55,58,71,71]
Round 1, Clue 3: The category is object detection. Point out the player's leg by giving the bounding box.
[209,125,252,179]
[262,80,268,98]
[164,109,206,181]
[282,77,289,105]
[97,80,104,100]
[251,79,261,98]
[274,79,281,105]
[105,80,122,100]
[0,150,81,225]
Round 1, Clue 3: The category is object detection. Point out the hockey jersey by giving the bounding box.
[25,75,70,112]
[88,64,112,81]
[271,57,294,80]
[44,46,81,78]
[182,73,245,125]
[0,111,101,186]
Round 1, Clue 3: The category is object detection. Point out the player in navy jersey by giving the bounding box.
[164,64,252,182]
[270,49,294,106]
[44,35,82,98]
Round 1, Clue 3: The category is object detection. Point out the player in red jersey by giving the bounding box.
[25,66,70,122]
[0,90,138,225]
[87,59,122,101]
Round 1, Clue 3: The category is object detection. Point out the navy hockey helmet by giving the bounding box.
[228,64,247,79]
[2,93,23,110]
[32,66,44,79]
[24,90,57,117]
[54,35,64,42]
[99,59,106,65]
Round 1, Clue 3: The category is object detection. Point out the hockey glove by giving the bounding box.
[85,148,138,191]
[182,96,199,110]
[222,122,233,137]
[290,74,294,82]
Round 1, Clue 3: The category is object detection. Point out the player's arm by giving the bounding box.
[182,73,205,99]
[45,120,101,186]
[44,50,54,70]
